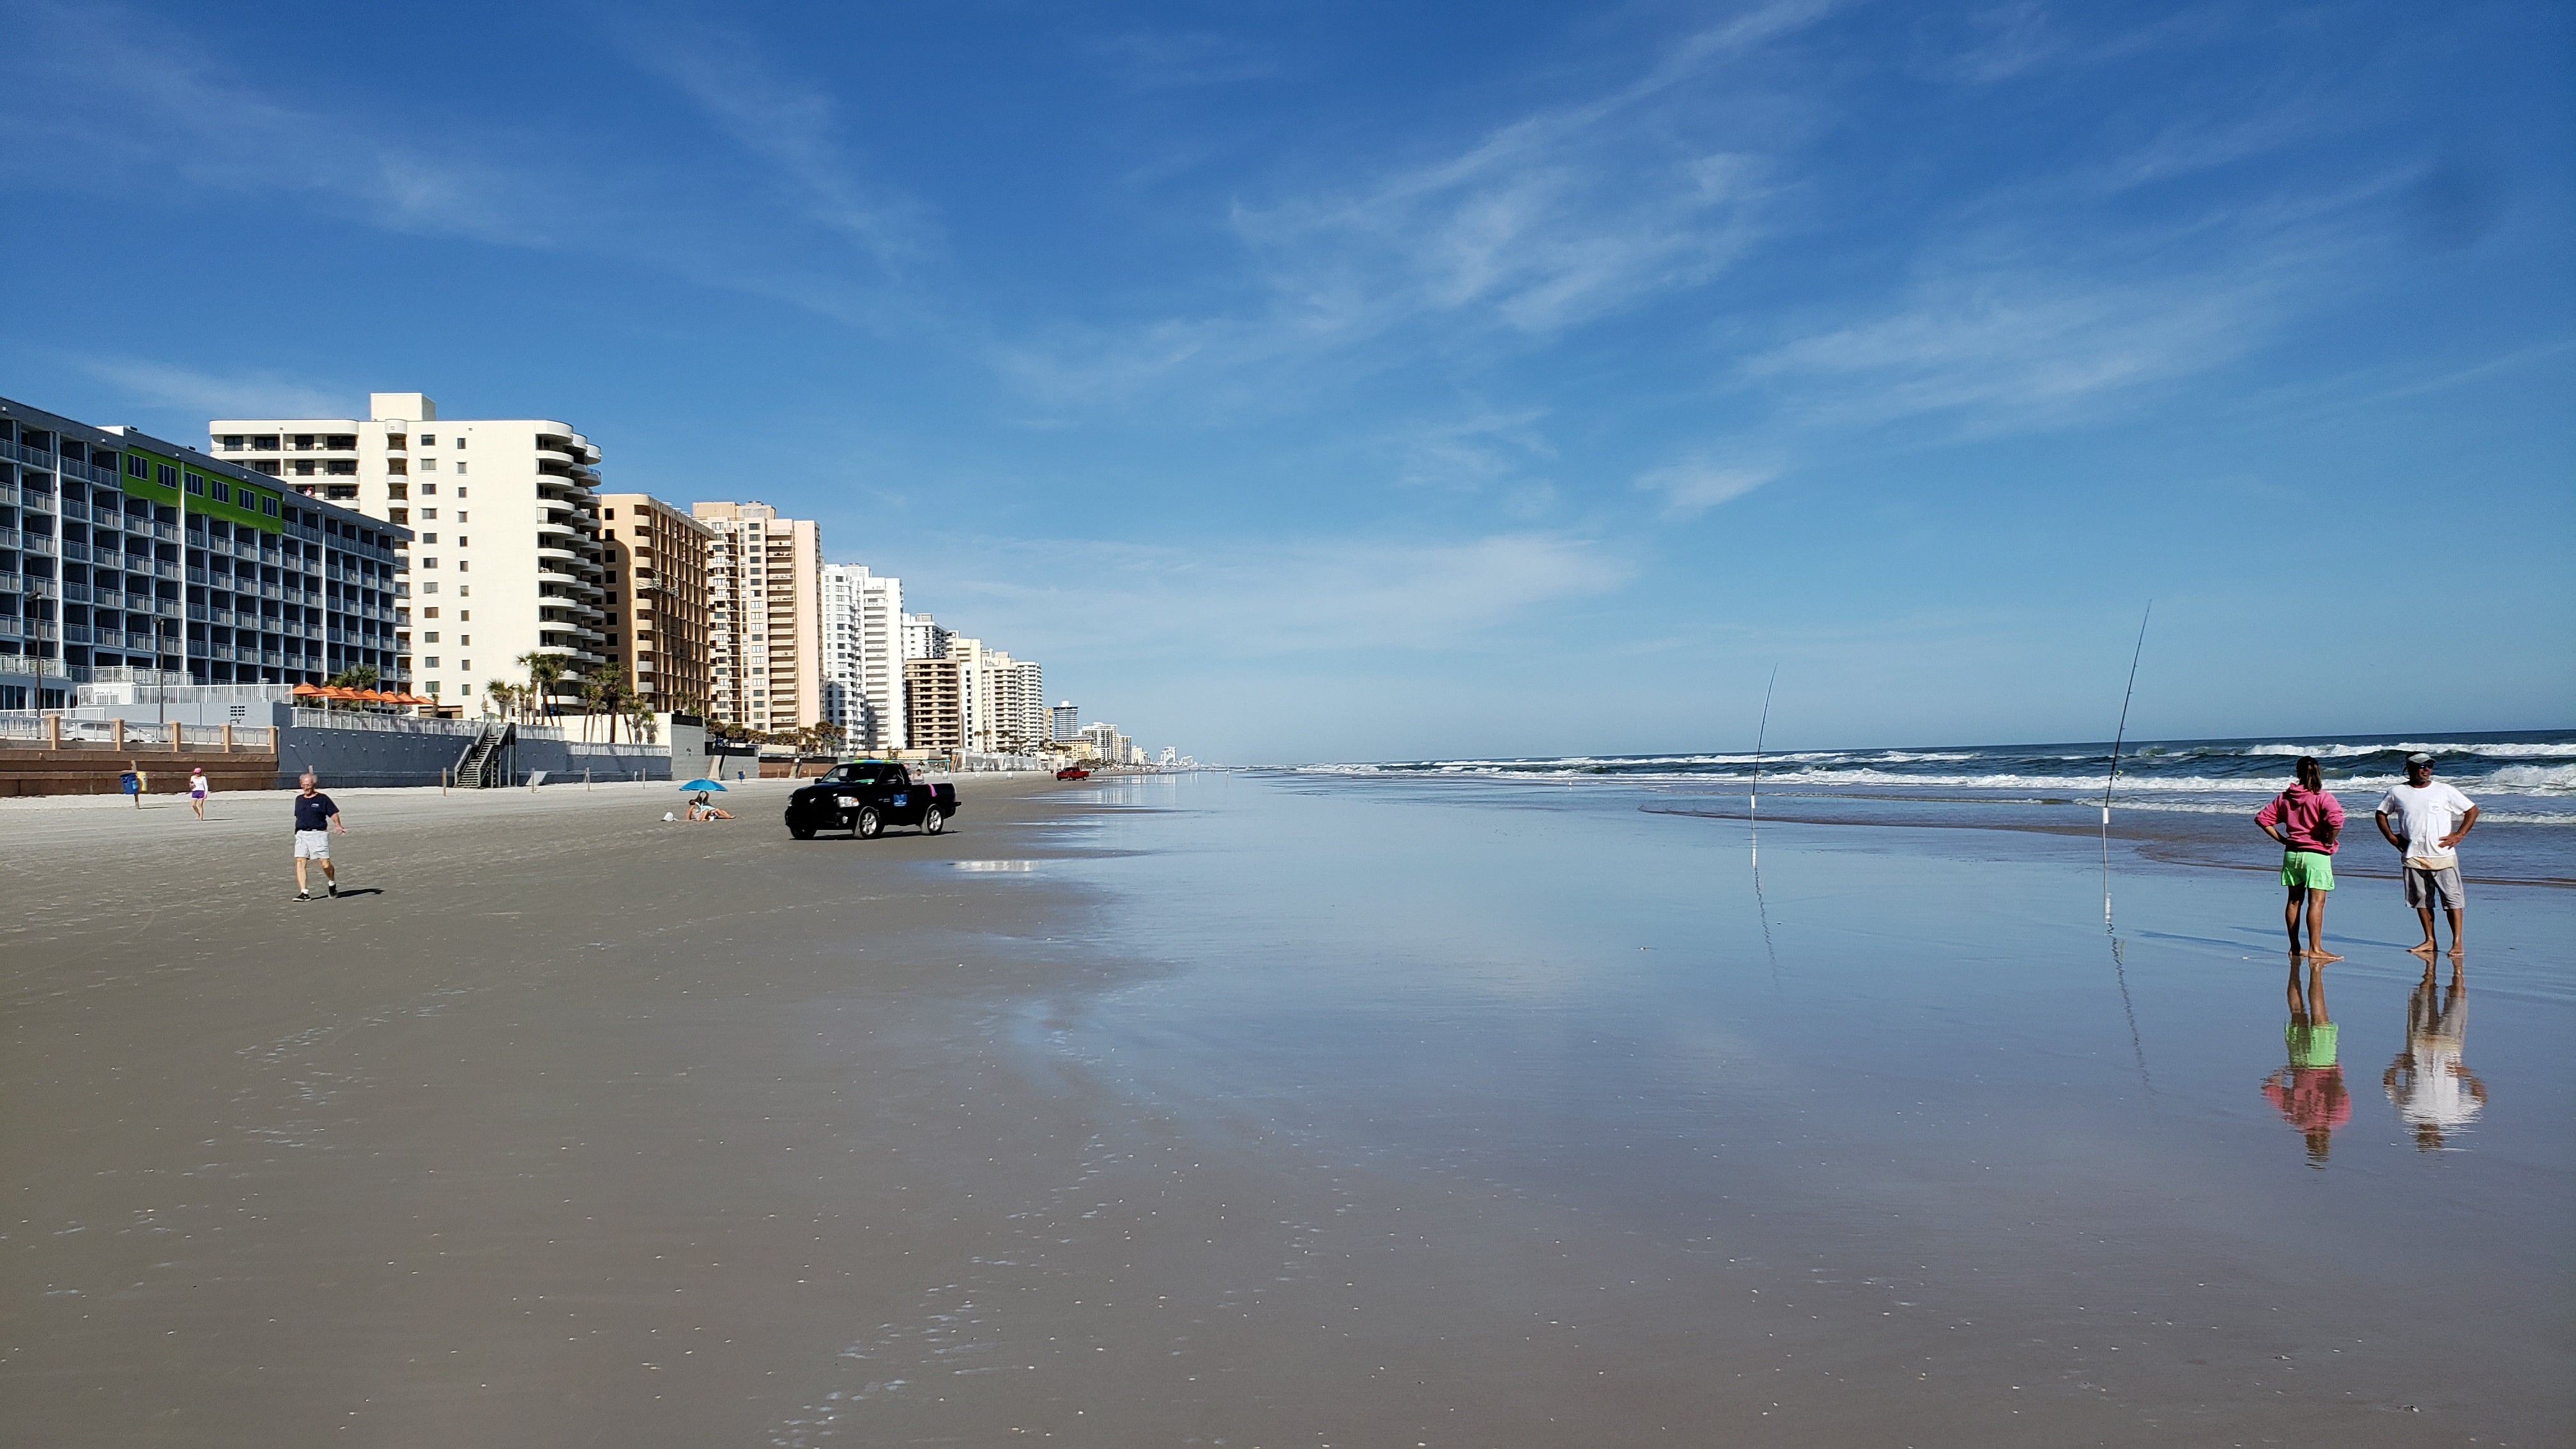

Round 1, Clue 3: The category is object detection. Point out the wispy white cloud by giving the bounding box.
[1746,267,2279,431]
[997,3,1834,408]
[70,356,353,422]
[1636,459,1775,518]
[596,9,938,269]
[1392,408,1557,493]
[0,1,935,323]
[931,532,1632,659]
[0,2,560,247]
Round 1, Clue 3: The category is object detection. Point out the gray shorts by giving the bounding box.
[293,829,332,860]
[2404,864,2462,910]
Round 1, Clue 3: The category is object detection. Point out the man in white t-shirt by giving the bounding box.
[2375,753,2479,956]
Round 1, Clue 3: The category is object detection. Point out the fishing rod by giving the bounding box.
[2102,603,2152,828]
[1751,664,1777,820]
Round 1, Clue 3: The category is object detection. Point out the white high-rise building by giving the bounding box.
[1051,701,1080,743]
[1003,659,1045,751]
[900,611,951,661]
[209,392,607,710]
[820,563,905,751]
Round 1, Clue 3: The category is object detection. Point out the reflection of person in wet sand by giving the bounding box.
[2261,953,2350,1167]
[2384,960,2486,1151]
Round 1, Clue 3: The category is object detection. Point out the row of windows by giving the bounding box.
[125,454,283,514]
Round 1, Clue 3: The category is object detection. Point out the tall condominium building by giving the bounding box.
[1052,701,1080,742]
[691,502,822,735]
[903,656,963,751]
[1001,658,1045,752]
[819,563,905,750]
[210,393,608,711]
[594,494,714,715]
[900,611,951,661]
[944,634,1046,753]
[0,395,408,703]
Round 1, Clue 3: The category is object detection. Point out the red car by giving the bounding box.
[1055,766,1090,781]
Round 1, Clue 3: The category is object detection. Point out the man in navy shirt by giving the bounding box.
[291,771,347,900]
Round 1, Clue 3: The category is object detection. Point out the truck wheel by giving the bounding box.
[789,821,816,839]
[855,806,883,839]
[923,808,945,835]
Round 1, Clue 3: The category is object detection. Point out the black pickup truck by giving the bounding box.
[784,762,958,839]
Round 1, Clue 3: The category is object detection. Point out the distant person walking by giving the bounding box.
[2377,752,2478,956]
[291,771,347,901]
[188,765,209,820]
[2256,756,2345,962]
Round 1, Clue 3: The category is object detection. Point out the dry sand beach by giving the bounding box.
[3,770,2569,1446]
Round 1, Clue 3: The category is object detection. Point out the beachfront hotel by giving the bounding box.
[691,502,822,736]
[819,562,905,751]
[0,394,409,708]
[210,394,609,712]
[594,493,714,716]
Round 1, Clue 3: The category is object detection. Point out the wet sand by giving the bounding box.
[3,771,2569,1445]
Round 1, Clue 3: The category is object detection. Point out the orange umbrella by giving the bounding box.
[292,682,328,697]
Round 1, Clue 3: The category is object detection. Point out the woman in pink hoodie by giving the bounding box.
[2257,756,2347,962]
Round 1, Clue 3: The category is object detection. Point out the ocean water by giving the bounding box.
[1301,730,2576,826]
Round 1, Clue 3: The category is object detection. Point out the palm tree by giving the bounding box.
[597,677,627,745]
[576,677,606,742]
[518,652,567,721]
[326,664,379,711]
[482,680,513,719]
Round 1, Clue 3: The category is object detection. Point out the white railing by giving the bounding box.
[288,709,486,736]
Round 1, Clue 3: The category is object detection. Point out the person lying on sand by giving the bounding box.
[686,793,734,822]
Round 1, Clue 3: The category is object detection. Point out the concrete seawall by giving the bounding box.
[275,723,686,788]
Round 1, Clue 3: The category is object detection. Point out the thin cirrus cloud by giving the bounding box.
[592,7,939,271]
[995,5,1832,410]
[0,2,562,248]
[1635,460,1776,518]
[69,356,353,427]
[0,3,934,323]
[933,532,1632,660]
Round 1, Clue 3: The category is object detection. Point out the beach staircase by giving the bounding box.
[453,723,512,789]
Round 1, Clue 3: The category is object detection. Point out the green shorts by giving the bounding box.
[2281,850,2335,891]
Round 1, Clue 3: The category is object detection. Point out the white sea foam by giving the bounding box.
[2244,741,2576,759]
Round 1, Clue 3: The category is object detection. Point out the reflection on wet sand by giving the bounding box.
[2386,961,2487,1151]
[2262,953,2351,1166]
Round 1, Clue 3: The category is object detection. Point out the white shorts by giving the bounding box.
[293,829,332,860]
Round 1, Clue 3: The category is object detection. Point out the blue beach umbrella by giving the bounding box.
[678,778,728,792]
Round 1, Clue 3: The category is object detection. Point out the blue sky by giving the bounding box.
[2,1,2568,761]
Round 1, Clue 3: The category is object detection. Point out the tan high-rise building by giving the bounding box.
[210,392,608,712]
[903,656,964,751]
[690,501,822,735]
[594,494,713,716]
